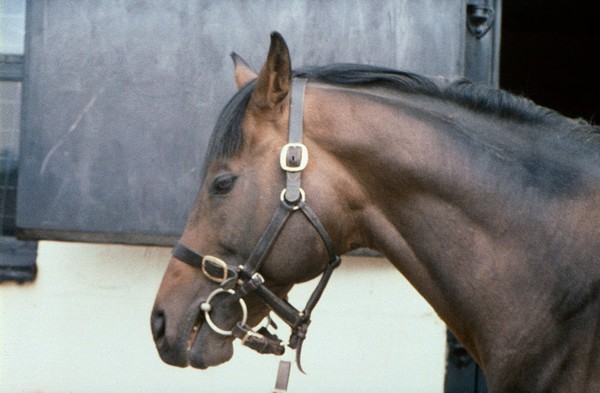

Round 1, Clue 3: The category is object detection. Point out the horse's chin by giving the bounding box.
[187,323,234,369]
[153,304,234,369]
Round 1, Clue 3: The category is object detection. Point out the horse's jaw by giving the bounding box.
[187,323,235,369]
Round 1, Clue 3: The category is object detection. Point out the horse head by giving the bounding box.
[151,33,356,369]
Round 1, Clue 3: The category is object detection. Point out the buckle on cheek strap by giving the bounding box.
[282,78,308,204]
[280,143,308,172]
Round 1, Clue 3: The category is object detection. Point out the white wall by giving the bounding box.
[0,241,445,392]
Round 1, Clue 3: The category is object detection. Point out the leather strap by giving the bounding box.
[255,285,303,328]
[172,243,204,268]
[283,78,308,203]
[243,204,294,277]
[298,201,337,261]
[232,323,285,355]
[288,78,307,151]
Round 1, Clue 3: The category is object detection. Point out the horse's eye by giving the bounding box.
[211,174,237,195]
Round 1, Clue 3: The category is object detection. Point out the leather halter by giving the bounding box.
[172,78,342,371]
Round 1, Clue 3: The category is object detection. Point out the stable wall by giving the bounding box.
[1,242,445,392]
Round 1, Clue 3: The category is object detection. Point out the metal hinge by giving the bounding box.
[0,54,24,81]
[467,0,495,39]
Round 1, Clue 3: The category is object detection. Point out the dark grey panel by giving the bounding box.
[17,0,492,245]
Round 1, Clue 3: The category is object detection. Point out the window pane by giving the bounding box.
[0,0,26,55]
[0,81,21,235]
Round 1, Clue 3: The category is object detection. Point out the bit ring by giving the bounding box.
[201,288,248,336]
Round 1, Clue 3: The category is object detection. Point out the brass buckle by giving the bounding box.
[280,143,308,172]
[201,255,229,283]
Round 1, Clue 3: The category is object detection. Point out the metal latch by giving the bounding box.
[467,0,495,39]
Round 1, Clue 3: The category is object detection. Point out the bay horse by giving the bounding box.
[151,32,600,392]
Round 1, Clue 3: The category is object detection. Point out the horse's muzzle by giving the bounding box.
[151,291,241,369]
[151,307,190,367]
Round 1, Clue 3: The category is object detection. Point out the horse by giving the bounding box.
[151,32,600,392]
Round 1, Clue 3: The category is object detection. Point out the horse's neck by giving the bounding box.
[305,84,600,372]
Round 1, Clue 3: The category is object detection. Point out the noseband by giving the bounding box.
[172,78,341,371]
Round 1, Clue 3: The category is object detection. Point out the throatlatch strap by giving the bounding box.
[298,201,337,262]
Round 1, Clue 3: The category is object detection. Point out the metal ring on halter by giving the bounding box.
[280,188,306,210]
[200,288,248,336]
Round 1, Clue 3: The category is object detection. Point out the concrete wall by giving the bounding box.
[1,242,445,392]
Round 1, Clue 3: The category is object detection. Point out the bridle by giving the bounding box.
[172,78,342,372]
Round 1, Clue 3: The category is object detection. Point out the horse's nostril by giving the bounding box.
[151,309,166,340]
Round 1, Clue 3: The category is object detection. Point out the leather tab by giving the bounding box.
[273,360,292,393]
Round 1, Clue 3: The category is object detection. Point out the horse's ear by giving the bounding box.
[250,32,292,110]
[231,52,257,90]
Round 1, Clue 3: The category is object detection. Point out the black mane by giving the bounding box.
[203,63,596,173]
[295,63,567,124]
